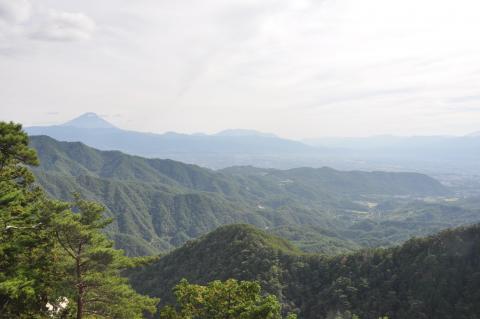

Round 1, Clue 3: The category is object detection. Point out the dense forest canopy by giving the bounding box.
[130,223,480,319]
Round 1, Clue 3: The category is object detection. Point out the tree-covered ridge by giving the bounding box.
[30,135,449,199]
[128,224,304,314]
[220,165,449,197]
[130,223,480,319]
[28,135,470,257]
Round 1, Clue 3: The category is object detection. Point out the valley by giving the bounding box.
[29,135,480,257]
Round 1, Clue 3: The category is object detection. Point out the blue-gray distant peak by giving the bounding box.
[62,112,116,129]
[467,131,480,137]
[215,129,277,138]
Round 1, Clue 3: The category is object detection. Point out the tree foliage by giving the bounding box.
[53,195,158,318]
[0,121,55,317]
[0,122,158,318]
[160,279,296,319]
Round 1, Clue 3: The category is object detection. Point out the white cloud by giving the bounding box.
[0,0,31,24]
[30,10,95,42]
[0,0,31,55]
[0,0,95,48]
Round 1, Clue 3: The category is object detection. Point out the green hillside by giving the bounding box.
[221,165,449,197]
[270,225,361,254]
[29,135,479,257]
[130,223,480,319]
[33,169,258,255]
[128,224,303,307]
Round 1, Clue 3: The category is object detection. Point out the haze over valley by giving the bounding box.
[27,112,480,193]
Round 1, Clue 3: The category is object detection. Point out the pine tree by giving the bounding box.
[53,194,159,318]
[1,122,159,318]
[0,121,57,317]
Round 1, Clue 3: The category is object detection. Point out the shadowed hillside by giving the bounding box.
[130,223,480,319]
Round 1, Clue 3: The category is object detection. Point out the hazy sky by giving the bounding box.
[1,0,480,138]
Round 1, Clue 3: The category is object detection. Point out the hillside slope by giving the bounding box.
[221,165,449,197]
[29,136,469,257]
[130,223,480,319]
[30,135,450,202]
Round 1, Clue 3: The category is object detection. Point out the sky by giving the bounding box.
[1,0,480,139]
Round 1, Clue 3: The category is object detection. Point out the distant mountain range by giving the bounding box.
[215,129,278,138]
[469,131,480,137]
[26,113,480,175]
[26,113,317,165]
[29,135,480,257]
[303,134,480,153]
[303,134,480,175]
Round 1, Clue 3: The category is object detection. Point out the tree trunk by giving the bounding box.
[76,245,83,319]
[76,291,83,319]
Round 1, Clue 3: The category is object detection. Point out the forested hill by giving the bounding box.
[30,135,448,197]
[221,165,449,197]
[29,135,455,256]
[130,223,480,319]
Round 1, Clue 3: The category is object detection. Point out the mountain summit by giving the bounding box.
[62,112,116,129]
[215,129,277,138]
